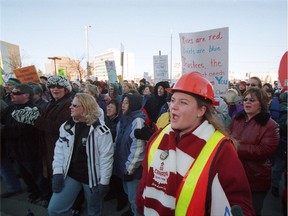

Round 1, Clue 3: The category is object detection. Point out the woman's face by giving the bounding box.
[243,93,261,118]
[49,86,66,101]
[123,84,130,93]
[106,103,117,118]
[70,97,84,119]
[143,86,151,95]
[158,86,165,97]
[170,92,206,136]
[121,97,129,114]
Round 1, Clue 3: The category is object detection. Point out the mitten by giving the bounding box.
[134,125,154,141]
[12,107,40,125]
[123,172,134,182]
[52,174,64,193]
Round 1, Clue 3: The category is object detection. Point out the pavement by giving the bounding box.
[0,175,286,216]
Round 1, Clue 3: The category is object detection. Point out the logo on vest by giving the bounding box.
[153,162,169,185]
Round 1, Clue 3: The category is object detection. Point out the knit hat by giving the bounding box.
[123,93,143,112]
[7,78,21,86]
[46,75,72,91]
[72,80,81,87]
[12,84,34,97]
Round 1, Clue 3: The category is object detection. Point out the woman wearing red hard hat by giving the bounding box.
[136,72,255,216]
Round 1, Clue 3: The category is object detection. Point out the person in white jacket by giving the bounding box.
[48,93,114,216]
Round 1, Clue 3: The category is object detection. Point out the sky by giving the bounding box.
[1,0,287,79]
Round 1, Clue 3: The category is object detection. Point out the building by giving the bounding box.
[45,57,86,81]
[0,40,21,74]
[93,49,134,82]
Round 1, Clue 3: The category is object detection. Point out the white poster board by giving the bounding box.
[105,60,118,84]
[179,27,229,96]
[153,55,169,84]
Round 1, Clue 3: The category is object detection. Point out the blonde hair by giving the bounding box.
[84,84,99,98]
[73,93,100,125]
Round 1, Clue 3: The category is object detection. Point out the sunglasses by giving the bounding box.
[10,92,25,96]
[243,98,257,102]
[71,103,82,108]
[246,83,257,87]
[49,85,64,89]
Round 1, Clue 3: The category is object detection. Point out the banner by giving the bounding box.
[105,60,118,84]
[153,55,169,84]
[13,65,40,83]
[179,27,229,96]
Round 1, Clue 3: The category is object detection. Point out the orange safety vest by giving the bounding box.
[147,124,226,216]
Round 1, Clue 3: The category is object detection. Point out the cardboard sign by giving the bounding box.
[13,65,40,83]
[105,60,118,84]
[153,55,169,84]
[179,27,229,96]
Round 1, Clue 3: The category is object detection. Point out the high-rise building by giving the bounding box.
[0,40,21,74]
[93,49,134,82]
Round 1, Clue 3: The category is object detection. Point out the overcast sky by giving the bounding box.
[1,0,287,78]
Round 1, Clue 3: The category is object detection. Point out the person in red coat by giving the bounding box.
[228,87,279,216]
[136,72,255,216]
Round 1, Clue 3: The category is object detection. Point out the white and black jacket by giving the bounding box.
[52,118,114,187]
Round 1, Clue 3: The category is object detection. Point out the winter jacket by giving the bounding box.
[1,100,42,161]
[53,118,114,187]
[137,120,255,216]
[113,110,146,180]
[228,111,279,191]
[34,93,73,178]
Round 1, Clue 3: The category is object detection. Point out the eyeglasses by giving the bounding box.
[71,103,82,108]
[246,83,257,87]
[243,98,257,102]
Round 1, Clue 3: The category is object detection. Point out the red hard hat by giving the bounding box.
[166,72,215,103]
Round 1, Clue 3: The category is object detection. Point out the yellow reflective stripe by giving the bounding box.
[148,125,170,171]
[175,130,224,216]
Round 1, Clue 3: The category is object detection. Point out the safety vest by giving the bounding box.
[147,124,226,216]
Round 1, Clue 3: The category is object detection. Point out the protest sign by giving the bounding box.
[13,65,40,83]
[179,27,228,96]
[153,55,169,84]
[278,51,287,88]
[105,60,118,84]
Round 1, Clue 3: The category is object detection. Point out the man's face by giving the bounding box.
[10,89,30,104]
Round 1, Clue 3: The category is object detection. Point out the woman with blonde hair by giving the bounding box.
[48,93,114,216]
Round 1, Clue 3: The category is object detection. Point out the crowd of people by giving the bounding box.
[0,72,286,216]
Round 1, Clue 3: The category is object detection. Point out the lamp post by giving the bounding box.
[85,25,91,77]
[48,57,62,75]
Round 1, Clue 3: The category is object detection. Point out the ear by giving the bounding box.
[197,106,207,118]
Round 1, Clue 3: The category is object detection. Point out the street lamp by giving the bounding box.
[48,57,62,75]
[85,25,91,77]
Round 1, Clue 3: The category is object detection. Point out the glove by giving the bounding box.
[123,172,134,182]
[90,184,110,196]
[11,107,40,125]
[134,125,155,141]
[98,184,110,196]
[52,174,64,193]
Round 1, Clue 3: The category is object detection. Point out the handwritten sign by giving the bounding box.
[153,55,169,84]
[13,65,40,83]
[105,60,118,84]
[179,27,228,96]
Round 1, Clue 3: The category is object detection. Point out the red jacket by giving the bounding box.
[228,111,279,191]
